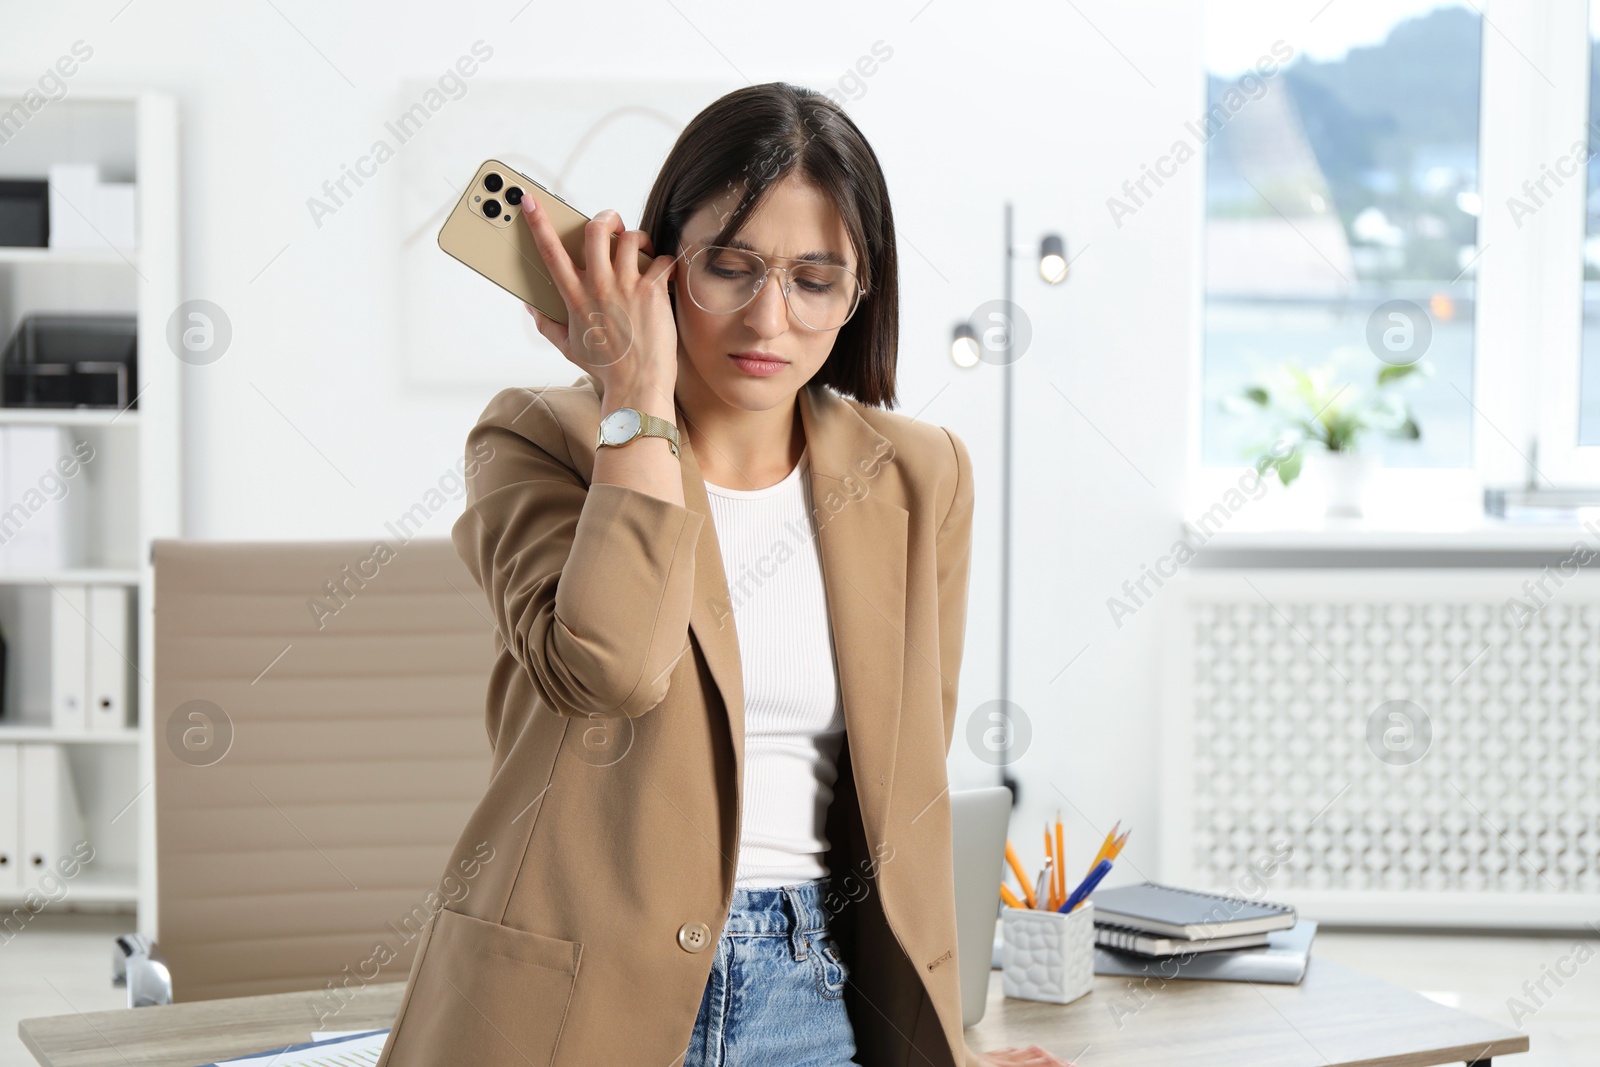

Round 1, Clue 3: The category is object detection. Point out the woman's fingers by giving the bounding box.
[521,196,583,309]
[529,305,570,356]
[614,228,653,283]
[584,209,626,290]
[982,1046,1074,1066]
[520,204,676,383]
[642,251,677,291]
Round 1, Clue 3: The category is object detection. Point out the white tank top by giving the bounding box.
[703,445,847,888]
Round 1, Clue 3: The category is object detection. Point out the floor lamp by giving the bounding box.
[950,201,1069,805]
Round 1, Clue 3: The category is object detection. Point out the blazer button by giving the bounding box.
[677,921,711,953]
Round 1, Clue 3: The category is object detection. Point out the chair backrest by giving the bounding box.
[152,537,494,1002]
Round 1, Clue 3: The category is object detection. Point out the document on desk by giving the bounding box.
[1092,918,1318,984]
[200,1027,391,1066]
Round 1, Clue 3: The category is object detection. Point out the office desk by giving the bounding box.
[966,957,1528,1066]
[20,958,1528,1067]
[19,979,403,1067]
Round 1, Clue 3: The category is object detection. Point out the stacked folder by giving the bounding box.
[50,582,135,733]
[1,426,91,571]
[0,742,85,894]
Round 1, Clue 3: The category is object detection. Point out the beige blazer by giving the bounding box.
[376,372,978,1067]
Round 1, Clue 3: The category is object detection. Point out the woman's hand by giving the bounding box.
[977,1046,1079,1066]
[520,196,680,402]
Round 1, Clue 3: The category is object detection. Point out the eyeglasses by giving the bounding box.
[681,242,866,332]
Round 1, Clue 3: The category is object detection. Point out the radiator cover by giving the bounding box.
[1159,570,1600,928]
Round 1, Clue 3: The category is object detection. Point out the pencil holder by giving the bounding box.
[999,900,1095,1005]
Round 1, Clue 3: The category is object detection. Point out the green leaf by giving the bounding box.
[1276,447,1304,486]
[1377,362,1421,386]
[1243,386,1270,405]
[1322,410,1363,452]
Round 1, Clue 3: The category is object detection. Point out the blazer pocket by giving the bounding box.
[383,907,583,1067]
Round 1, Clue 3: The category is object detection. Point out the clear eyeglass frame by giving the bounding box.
[680,241,867,332]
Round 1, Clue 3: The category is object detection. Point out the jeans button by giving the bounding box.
[677,921,712,953]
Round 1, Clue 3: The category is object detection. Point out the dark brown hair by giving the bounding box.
[639,82,899,408]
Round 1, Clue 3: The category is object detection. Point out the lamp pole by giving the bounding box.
[999,201,1016,804]
[951,201,1068,805]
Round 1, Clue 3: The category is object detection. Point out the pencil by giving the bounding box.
[1042,826,1054,910]
[1000,884,1024,909]
[1047,823,1061,910]
[1005,840,1036,909]
[1054,813,1066,914]
[1087,821,1121,879]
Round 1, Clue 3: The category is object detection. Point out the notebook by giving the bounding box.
[1093,919,1318,984]
[1094,920,1270,957]
[199,1028,389,1066]
[1089,882,1296,939]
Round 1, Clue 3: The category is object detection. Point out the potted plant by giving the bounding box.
[1224,358,1429,518]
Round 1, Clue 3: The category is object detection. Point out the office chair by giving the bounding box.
[145,537,494,1002]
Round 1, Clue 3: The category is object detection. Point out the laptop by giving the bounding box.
[949,785,1013,1028]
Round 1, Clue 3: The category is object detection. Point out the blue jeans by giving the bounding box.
[684,877,862,1066]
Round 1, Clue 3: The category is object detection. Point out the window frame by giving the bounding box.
[1189,0,1600,524]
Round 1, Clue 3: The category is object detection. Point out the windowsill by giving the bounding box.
[1182,467,1600,552]
[1184,517,1600,552]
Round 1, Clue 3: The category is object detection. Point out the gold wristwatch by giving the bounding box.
[596,406,681,458]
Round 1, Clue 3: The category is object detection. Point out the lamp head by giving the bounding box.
[950,322,981,368]
[1038,234,1068,284]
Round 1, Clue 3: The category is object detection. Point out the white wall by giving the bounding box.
[2,0,1207,886]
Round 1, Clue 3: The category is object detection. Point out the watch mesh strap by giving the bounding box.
[637,412,681,457]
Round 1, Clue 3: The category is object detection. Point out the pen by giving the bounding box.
[1034,857,1051,911]
[1060,857,1112,913]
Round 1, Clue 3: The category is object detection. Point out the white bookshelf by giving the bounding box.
[0,89,178,934]
[0,727,139,745]
[0,408,140,427]
[0,248,138,268]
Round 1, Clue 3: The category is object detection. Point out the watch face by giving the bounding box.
[600,407,642,445]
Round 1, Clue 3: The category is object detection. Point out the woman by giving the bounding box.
[376,83,1075,1067]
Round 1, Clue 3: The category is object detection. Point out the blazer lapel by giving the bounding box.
[675,416,748,788]
[667,380,910,856]
[797,382,908,849]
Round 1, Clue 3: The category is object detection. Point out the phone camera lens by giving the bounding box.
[482,199,502,218]
[504,186,523,206]
[483,172,504,193]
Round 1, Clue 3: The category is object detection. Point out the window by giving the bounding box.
[1200,2,1484,475]
[1580,4,1600,446]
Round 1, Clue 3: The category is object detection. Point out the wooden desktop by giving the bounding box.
[19,957,1528,1067]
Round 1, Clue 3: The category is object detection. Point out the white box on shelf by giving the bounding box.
[18,743,84,891]
[86,585,131,731]
[49,584,88,730]
[1000,901,1096,1005]
[46,164,101,250]
[2,426,88,571]
[0,743,17,892]
[92,183,137,252]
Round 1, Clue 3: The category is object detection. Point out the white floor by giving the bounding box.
[1,913,1594,1066]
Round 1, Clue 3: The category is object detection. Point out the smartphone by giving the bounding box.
[436,159,654,326]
